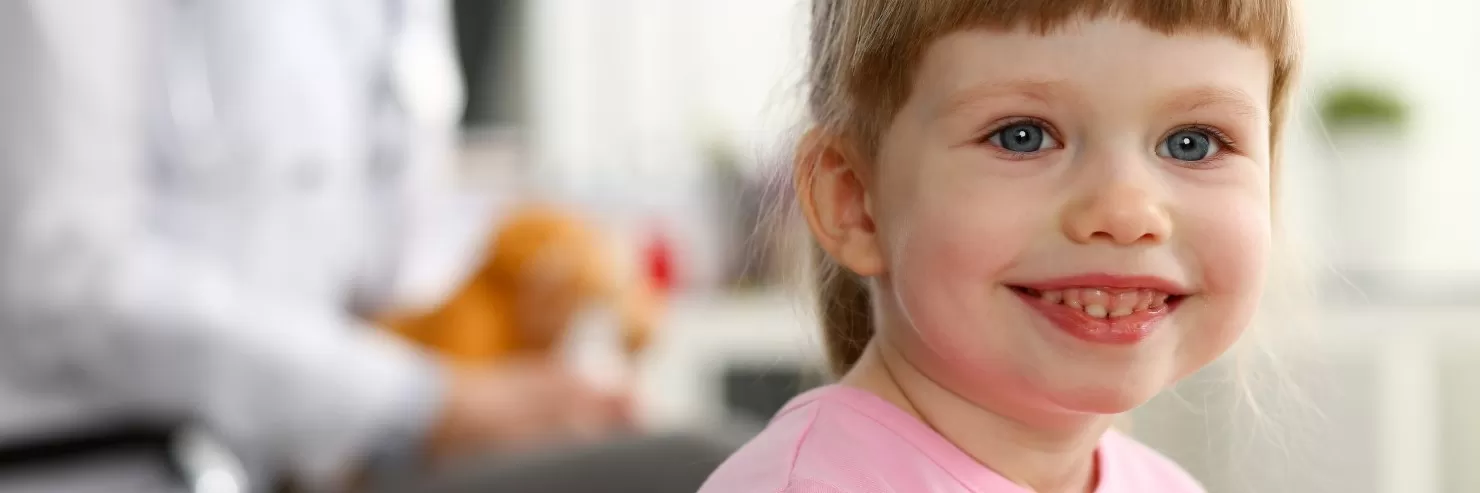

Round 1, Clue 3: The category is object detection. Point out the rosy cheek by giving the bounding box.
[880,193,1032,352]
[1178,194,1270,361]
[1187,199,1270,297]
[886,193,1022,282]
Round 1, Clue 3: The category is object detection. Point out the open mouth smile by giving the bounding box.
[1007,276,1189,345]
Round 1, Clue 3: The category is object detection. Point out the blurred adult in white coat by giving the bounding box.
[0,0,627,491]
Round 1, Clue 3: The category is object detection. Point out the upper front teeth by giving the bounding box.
[1035,288,1169,318]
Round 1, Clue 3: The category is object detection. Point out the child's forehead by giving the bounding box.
[849,1,1293,86]
[907,23,1274,118]
[914,16,1274,72]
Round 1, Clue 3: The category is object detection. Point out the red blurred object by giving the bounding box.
[643,229,676,295]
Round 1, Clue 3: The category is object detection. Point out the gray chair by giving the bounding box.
[0,422,249,493]
[387,430,749,493]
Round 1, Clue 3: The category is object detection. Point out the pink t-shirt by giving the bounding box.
[699,385,1204,493]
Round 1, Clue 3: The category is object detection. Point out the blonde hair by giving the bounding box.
[802,0,1302,377]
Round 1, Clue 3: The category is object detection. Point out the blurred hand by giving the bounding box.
[424,359,634,463]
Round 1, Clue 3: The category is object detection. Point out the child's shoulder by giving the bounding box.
[697,385,990,493]
[1098,430,1207,493]
[697,385,1208,493]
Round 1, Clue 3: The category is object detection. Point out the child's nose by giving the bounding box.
[1060,179,1172,246]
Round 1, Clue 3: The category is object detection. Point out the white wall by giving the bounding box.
[1286,0,1480,274]
[689,0,810,161]
[522,0,809,289]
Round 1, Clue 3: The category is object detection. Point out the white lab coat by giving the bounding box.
[0,0,484,488]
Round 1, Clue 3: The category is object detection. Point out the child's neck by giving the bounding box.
[841,343,1111,493]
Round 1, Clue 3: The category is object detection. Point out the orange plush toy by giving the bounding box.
[385,205,660,367]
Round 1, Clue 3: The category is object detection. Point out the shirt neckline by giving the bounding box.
[783,384,1118,493]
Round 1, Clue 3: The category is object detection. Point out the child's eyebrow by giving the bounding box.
[935,79,1071,117]
[1160,86,1264,119]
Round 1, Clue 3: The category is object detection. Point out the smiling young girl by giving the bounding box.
[699,1,1300,492]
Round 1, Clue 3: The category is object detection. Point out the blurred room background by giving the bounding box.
[449,0,1480,492]
[4,0,1478,491]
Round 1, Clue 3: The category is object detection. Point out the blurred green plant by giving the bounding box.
[1318,83,1409,133]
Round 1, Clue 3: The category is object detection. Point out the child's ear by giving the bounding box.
[795,130,885,277]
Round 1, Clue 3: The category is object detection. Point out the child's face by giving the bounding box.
[858,18,1273,414]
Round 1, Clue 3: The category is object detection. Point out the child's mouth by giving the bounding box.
[1008,285,1187,345]
[1008,286,1186,319]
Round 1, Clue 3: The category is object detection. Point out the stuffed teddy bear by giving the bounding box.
[384,205,661,367]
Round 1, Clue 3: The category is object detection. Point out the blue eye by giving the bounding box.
[989,123,1059,153]
[1158,129,1220,162]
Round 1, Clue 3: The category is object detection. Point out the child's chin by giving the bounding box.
[1043,373,1171,416]
[1061,391,1155,416]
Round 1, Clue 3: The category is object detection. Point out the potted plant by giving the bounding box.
[1319,84,1410,136]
